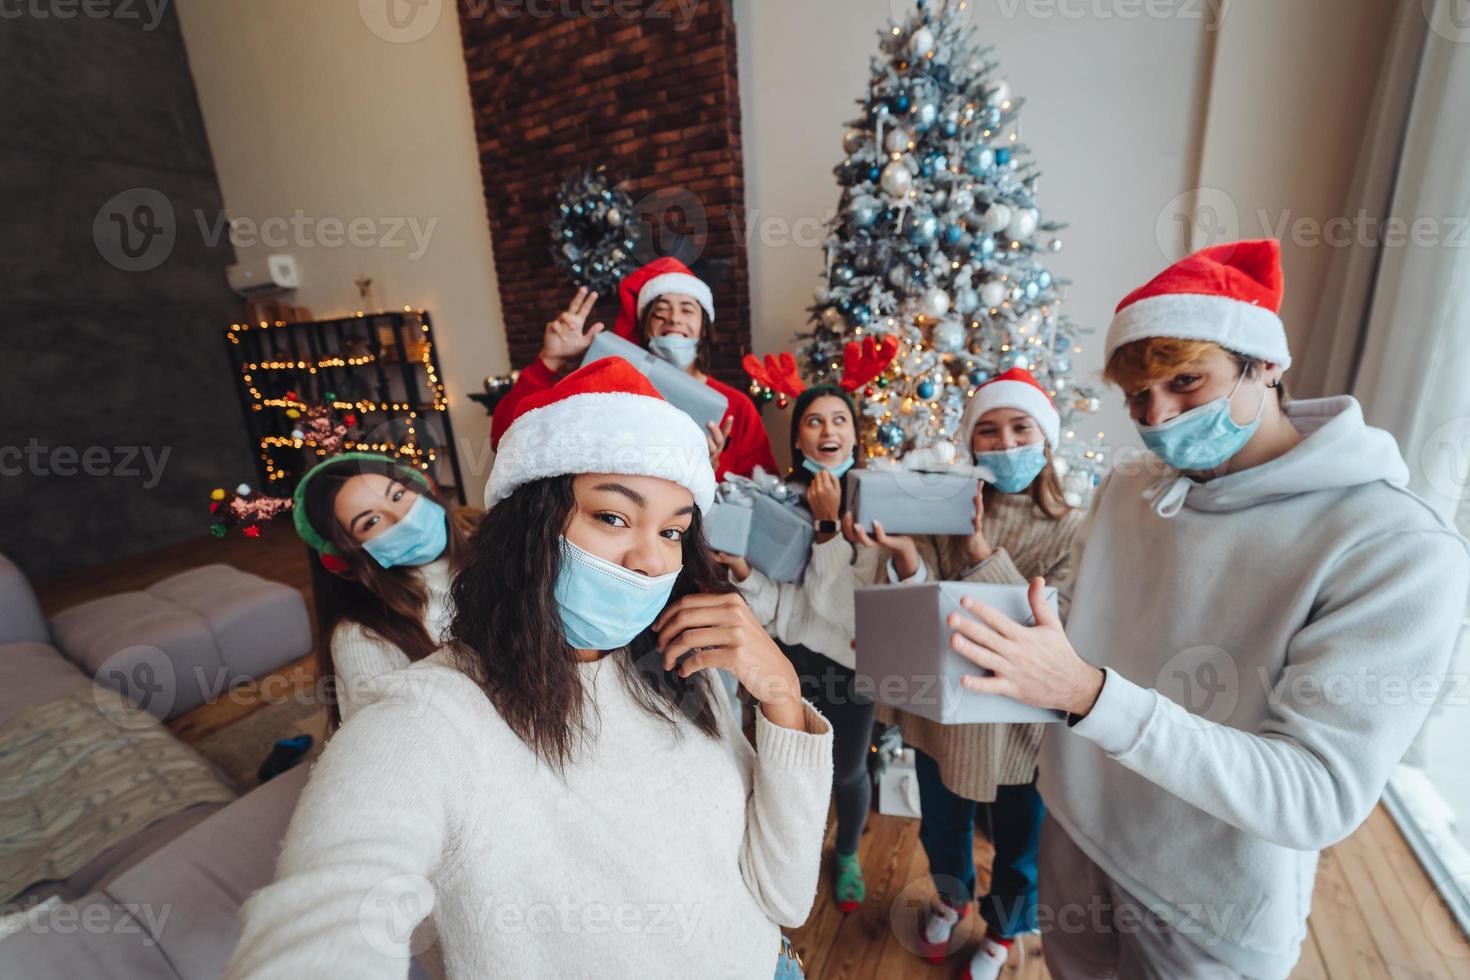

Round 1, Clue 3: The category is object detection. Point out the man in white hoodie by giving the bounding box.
[943,239,1470,978]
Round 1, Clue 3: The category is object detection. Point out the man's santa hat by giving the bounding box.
[1105,238,1291,369]
[611,257,715,340]
[486,356,715,511]
[958,368,1061,449]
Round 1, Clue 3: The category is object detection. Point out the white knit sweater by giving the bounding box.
[223,649,835,979]
[331,558,453,722]
[734,536,918,670]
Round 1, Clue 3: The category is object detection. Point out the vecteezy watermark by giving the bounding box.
[92,188,440,271]
[1156,186,1470,259]
[1423,0,1470,45]
[1417,415,1470,503]
[0,896,174,944]
[0,0,171,30]
[0,439,171,488]
[991,0,1228,29]
[358,0,442,43]
[92,646,178,730]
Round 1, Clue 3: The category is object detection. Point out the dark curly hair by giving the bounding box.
[446,474,733,772]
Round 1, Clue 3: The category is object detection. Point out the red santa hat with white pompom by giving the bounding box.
[611,257,715,340]
[486,356,716,511]
[958,367,1061,449]
[1105,238,1291,369]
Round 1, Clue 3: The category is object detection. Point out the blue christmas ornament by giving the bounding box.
[969,369,989,386]
[995,148,1012,166]
[908,213,939,244]
[943,223,965,245]
[851,303,873,326]
[833,263,856,284]
[1038,270,1053,288]
[879,422,905,449]
[1025,281,1040,300]
[867,165,881,183]
[963,146,992,175]
[893,93,911,113]
[916,380,936,400]
[979,236,997,257]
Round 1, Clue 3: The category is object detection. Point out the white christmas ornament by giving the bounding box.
[951,188,975,214]
[909,26,936,58]
[984,204,1013,233]
[919,287,951,319]
[884,127,911,153]
[880,160,913,197]
[931,319,965,352]
[980,280,1008,309]
[1007,207,1039,240]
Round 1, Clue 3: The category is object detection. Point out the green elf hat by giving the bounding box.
[292,451,433,573]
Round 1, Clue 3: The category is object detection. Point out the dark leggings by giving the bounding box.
[781,642,875,856]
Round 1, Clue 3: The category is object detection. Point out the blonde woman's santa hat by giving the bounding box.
[486,357,716,511]
[958,367,1061,449]
[611,257,715,340]
[1105,238,1291,369]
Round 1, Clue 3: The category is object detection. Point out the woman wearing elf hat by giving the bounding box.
[490,257,779,480]
[938,240,1468,978]
[225,358,829,979]
[292,452,474,728]
[716,380,925,915]
[849,367,1082,978]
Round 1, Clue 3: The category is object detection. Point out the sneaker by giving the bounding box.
[833,852,866,912]
[918,898,967,963]
[960,934,1011,980]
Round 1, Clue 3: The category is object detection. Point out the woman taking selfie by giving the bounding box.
[224,358,830,979]
[293,452,472,726]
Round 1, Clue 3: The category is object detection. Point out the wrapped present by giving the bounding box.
[703,496,753,557]
[846,467,980,536]
[854,581,1064,725]
[722,468,814,583]
[581,332,728,432]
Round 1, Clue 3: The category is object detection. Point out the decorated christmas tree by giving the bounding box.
[794,0,1106,499]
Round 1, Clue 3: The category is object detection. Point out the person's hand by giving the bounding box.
[845,514,920,581]
[805,471,842,525]
[961,486,993,566]
[948,577,1104,717]
[706,417,734,473]
[712,550,752,582]
[540,287,603,374]
[654,594,806,730]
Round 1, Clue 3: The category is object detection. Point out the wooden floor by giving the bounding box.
[33,531,1470,979]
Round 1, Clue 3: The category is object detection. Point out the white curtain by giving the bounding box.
[1299,0,1470,522]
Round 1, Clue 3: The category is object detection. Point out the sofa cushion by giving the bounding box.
[148,565,312,684]
[0,896,180,980]
[0,554,49,647]
[0,642,87,728]
[49,592,225,721]
[101,762,312,979]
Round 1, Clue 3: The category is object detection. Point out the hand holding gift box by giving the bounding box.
[715,468,814,583]
[581,331,728,432]
[854,580,1065,725]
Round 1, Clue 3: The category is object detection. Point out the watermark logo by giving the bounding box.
[93,188,175,272]
[1423,0,1470,44]
[1155,187,1239,260]
[92,645,178,729]
[1154,644,1239,727]
[359,0,442,43]
[1418,415,1470,503]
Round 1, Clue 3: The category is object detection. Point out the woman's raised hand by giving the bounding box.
[540,287,604,373]
[961,486,993,565]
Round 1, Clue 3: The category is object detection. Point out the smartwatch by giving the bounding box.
[813,519,839,534]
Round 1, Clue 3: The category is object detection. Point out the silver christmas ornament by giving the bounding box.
[880,160,914,197]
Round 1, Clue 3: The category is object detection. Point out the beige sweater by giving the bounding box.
[223,650,834,979]
[880,492,1083,802]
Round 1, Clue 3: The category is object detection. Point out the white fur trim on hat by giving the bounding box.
[637,273,715,322]
[958,380,1061,449]
[486,391,716,512]
[1105,293,1292,369]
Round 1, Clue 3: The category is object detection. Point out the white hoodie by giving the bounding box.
[1040,396,1469,979]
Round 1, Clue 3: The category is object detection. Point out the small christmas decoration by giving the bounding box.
[549,166,640,296]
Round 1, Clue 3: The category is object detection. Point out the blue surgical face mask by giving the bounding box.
[801,453,855,479]
[554,537,682,651]
[647,334,699,370]
[361,494,447,569]
[974,442,1049,494]
[1136,373,1267,472]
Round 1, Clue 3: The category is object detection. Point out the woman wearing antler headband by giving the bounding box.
[719,338,919,915]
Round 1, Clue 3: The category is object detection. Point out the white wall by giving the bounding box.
[733,0,1393,467]
[174,0,504,507]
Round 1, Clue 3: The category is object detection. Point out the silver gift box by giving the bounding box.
[746,494,813,584]
[702,499,753,557]
[581,332,729,432]
[846,469,980,536]
[854,581,1065,725]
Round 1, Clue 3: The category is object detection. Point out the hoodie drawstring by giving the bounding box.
[1142,474,1192,518]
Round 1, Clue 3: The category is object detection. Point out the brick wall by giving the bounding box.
[456,0,753,390]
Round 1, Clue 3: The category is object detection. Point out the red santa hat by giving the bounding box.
[1105,239,1291,369]
[958,367,1061,449]
[611,257,715,340]
[486,356,715,511]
